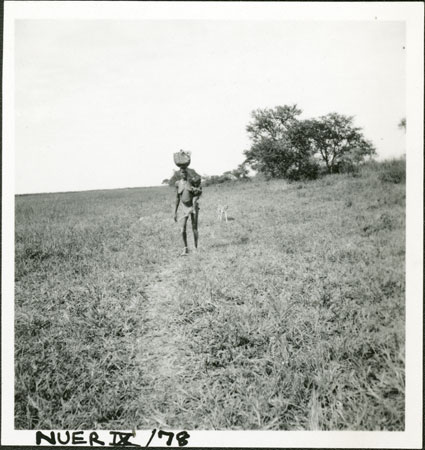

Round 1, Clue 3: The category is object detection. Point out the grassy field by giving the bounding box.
[15,160,405,430]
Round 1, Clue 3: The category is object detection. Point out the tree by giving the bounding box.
[284,119,320,180]
[231,162,250,180]
[306,113,376,174]
[245,106,376,179]
[244,105,306,178]
[246,105,302,142]
[398,117,406,133]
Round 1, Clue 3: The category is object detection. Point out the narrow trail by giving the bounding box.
[138,260,184,375]
[135,252,197,427]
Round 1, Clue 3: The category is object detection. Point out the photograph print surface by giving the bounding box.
[3,2,423,447]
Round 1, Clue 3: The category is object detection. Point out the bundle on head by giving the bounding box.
[174,150,191,169]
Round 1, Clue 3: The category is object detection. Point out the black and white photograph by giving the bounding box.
[2,1,423,448]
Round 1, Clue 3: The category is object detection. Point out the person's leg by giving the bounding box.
[191,212,199,249]
[181,216,189,254]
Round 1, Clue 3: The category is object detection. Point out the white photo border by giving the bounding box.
[2,1,423,448]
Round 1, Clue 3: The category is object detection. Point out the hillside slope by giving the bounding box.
[15,162,405,430]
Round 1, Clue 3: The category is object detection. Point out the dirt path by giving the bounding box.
[139,262,184,376]
[135,254,195,427]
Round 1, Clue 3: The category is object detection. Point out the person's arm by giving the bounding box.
[192,186,202,210]
[174,185,180,222]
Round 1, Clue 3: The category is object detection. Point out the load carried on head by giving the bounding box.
[174,149,191,169]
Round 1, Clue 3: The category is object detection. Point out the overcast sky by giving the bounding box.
[15,20,405,194]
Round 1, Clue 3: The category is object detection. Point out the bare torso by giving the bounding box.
[177,180,194,206]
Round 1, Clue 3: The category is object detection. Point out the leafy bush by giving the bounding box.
[203,175,230,186]
[378,159,406,184]
[333,159,360,175]
[286,158,320,181]
[203,164,251,186]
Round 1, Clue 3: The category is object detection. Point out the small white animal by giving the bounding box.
[217,205,229,222]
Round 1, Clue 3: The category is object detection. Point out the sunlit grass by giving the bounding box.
[15,161,405,430]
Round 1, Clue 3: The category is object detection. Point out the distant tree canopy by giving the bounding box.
[246,105,302,142]
[244,105,376,180]
[203,163,250,186]
[305,113,376,174]
[165,162,249,187]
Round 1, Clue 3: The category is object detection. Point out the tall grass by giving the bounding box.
[15,161,405,430]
